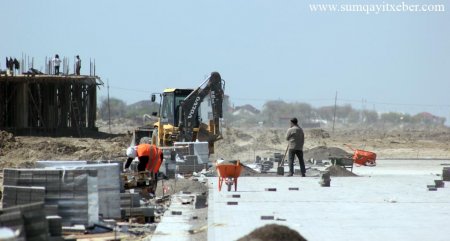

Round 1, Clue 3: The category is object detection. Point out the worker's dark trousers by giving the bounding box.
[137,156,149,172]
[288,149,306,175]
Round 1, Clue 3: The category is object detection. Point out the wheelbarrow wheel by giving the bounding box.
[226,177,233,192]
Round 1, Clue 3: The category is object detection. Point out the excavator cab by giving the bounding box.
[151,89,197,146]
[159,89,197,127]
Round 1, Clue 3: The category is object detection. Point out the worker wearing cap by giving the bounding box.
[285,117,306,177]
[125,144,163,173]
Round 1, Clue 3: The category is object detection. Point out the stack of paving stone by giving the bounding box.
[443,167,450,181]
[2,168,99,226]
[35,160,87,168]
[174,142,210,174]
[274,152,283,164]
[120,192,140,210]
[120,192,155,222]
[162,149,177,178]
[67,164,120,219]
[35,161,122,219]
[260,157,275,173]
[46,216,63,238]
[2,186,45,208]
[174,142,209,164]
[0,202,52,241]
[120,192,140,219]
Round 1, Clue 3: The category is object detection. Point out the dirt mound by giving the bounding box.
[326,165,357,177]
[237,224,307,241]
[239,163,264,177]
[304,146,352,161]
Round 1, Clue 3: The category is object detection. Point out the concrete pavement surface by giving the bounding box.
[208,160,450,241]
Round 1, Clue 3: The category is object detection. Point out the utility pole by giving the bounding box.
[107,79,112,134]
[332,91,337,133]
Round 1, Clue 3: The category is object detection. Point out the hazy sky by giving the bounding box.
[2,0,449,121]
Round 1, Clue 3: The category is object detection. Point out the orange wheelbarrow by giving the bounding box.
[216,160,242,192]
[345,144,377,166]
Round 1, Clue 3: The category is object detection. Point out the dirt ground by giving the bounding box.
[2,122,448,196]
[211,126,450,162]
[1,122,449,240]
[1,123,450,170]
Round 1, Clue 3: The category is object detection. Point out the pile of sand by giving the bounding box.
[237,224,307,241]
[325,165,358,177]
[304,146,352,161]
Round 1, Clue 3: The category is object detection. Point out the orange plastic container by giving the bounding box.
[216,160,242,191]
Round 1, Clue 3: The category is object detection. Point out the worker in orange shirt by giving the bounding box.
[125,144,163,173]
[125,143,164,195]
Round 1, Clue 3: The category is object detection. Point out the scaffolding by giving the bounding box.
[0,75,102,136]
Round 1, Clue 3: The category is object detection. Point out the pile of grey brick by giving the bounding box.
[0,202,54,241]
[2,186,45,208]
[173,142,210,174]
[35,161,122,219]
[174,142,209,164]
[120,192,154,222]
[46,215,63,237]
[120,192,140,209]
[443,167,450,181]
[2,168,99,226]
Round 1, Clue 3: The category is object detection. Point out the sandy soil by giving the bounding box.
[1,122,449,241]
[1,123,450,171]
[211,126,450,162]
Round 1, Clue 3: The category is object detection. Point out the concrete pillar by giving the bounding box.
[15,83,28,128]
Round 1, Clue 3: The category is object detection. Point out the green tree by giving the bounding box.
[125,100,159,119]
[98,97,127,120]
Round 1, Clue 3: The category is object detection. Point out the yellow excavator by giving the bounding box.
[147,72,225,154]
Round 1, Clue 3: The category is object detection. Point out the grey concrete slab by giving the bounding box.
[151,194,199,241]
[208,160,450,241]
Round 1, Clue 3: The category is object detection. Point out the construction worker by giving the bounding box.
[125,144,163,195]
[125,144,163,173]
[285,117,306,177]
[52,54,61,75]
[75,55,81,75]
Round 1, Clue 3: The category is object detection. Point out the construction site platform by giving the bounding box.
[207,159,450,241]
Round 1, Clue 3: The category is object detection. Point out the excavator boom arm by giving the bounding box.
[180,72,224,142]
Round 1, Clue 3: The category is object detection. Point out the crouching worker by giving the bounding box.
[125,144,164,194]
